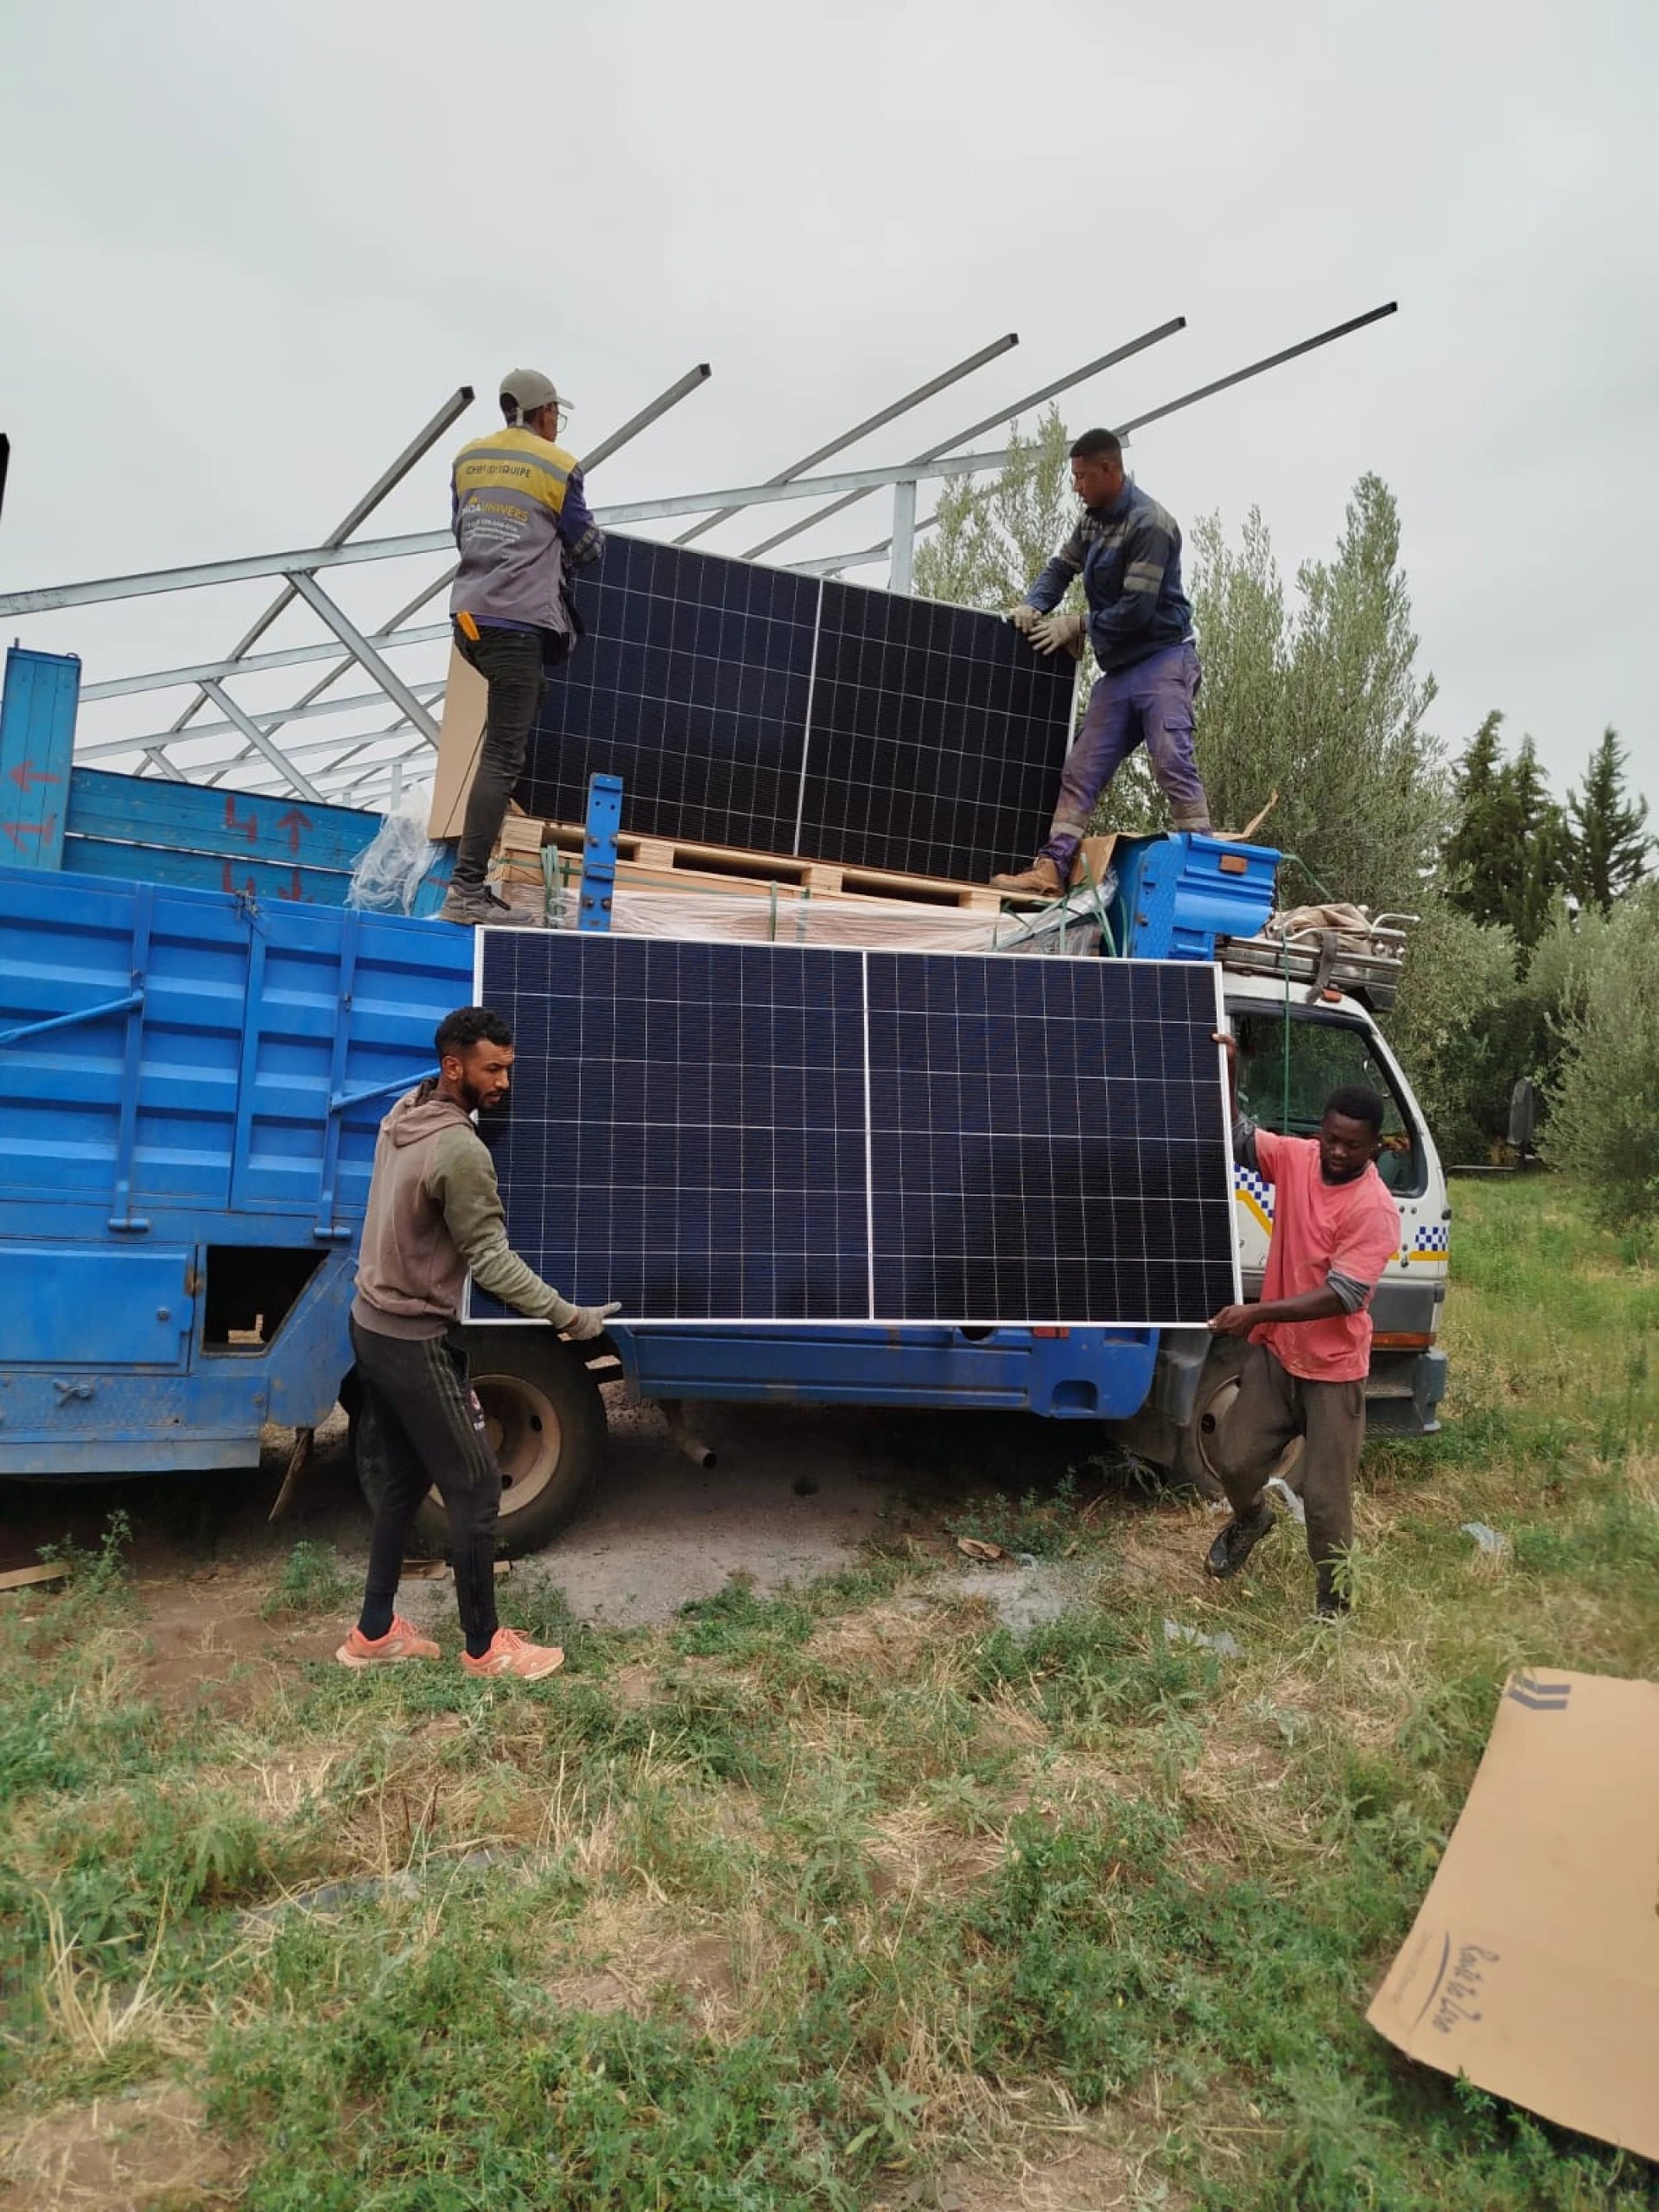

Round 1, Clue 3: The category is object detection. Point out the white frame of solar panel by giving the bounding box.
[464,930,1242,1330]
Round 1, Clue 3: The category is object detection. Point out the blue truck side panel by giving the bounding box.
[0,646,79,870]
[0,866,475,1474]
[621,1325,1160,1419]
[59,766,454,913]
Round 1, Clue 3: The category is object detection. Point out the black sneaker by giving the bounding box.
[1205,1501,1276,1580]
[1314,1567,1351,1620]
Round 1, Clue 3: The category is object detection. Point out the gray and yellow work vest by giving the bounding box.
[448,427,602,638]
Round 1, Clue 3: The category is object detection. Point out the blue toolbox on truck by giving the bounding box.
[1110,833,1280,960]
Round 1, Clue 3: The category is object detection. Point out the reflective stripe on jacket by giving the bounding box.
[1024,478,1193,674]
[448,428,604,636]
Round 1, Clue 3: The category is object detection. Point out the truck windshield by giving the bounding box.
[1228,1006,1424,1197]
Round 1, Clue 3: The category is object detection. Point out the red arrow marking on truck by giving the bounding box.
[2,820,50,848]
[7,762,60,792]
[274,808,314,855]
[279,868,303,900]
[223,795,258,843]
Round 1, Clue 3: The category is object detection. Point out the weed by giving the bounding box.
[261,1539,353,1619]
[670,1572,815,1658]
[944,1468,1104,1559]
[501,1565,582,1651]
[36,1508,135,1603]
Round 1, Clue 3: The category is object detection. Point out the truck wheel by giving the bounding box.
[347,1333,607,1560]
[1173,1339,1302,1501]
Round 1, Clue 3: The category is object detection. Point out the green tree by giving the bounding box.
[1440,711,1509,925]
[1502,739,1570,948]
[1388,899,1534,1165]
[1565,725,1650,912]
[1444,726,1567,950]
[1542,881,1659,1225]
[913,405,1081,614]
[1186,475,1446,909]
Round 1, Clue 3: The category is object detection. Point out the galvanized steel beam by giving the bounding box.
[673,334,1017,549]
[741,317,1187,560]
[287,574,443,747]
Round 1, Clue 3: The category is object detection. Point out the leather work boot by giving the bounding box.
[990,855,1065,896]
[1170,810,1213,836]
[1205,1499,1277,1580]
[439,884,540,928]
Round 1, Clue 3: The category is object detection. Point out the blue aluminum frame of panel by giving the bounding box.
[469,930,1240,1329]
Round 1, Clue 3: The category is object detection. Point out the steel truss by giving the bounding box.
[0,306,1395,813]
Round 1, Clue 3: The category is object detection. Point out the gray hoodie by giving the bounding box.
[352,1082,579,1339]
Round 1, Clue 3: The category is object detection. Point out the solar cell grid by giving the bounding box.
[473,933,870,1325]
[517,534,1073,881]
[518,535,820,853]
[473,934,1240,1329]
[798,582,1074,881]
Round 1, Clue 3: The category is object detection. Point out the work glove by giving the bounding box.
[1030,611,1087,658]
[1007,603,1043,636]
[562,1300,622,1341]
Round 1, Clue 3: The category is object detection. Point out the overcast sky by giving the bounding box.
[2,0,1654,812]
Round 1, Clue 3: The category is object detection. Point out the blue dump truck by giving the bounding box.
[0,645,1448,1552]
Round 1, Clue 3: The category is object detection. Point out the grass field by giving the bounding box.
[2,1178,1656,2210]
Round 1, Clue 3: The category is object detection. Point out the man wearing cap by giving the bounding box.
[440,372,605,928]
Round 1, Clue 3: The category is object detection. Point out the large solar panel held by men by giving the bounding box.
[471,932,1239,1328]
[517,534,1074,882]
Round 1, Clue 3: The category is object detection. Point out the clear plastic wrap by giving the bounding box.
[346,790,444,914]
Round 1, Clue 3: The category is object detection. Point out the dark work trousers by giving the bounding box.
[1039,640,1208,868]
[454,625,546,891]
[350,1315,502,1650]
[1212,1341,1364,1571]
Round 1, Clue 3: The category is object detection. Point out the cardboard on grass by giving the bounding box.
[1369,1668,1659,2161]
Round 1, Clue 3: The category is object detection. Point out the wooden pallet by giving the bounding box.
[507,820,1050,912]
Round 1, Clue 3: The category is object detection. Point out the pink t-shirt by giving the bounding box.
[1249,1128,1402,1382]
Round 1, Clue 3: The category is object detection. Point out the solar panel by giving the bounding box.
[797,582,1076,881]
[516,534,1073,882]
[471,932,1238,1328]
[517,534,819,855]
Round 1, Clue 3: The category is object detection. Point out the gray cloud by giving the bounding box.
[3,0,1653,807]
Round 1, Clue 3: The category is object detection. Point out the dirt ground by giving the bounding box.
[0,1386,1109,1665]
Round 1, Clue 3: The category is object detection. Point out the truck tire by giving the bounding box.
[347,1332,607,1560]
[1173,1338,1302,1502]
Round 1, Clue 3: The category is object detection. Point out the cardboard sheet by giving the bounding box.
[1368,1668,1659,2159]
[426,645,489,840]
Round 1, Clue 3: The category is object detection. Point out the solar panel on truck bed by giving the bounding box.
[516,535,1073,882]
[796,582,1075,882]
[517,534,819,856]
[470,932,1238,1328]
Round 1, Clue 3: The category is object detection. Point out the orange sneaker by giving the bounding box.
[460,1626,565,1681]
[335,1616,441,1668]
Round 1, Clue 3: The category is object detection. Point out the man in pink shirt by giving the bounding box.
[1203,1033,1402,1618]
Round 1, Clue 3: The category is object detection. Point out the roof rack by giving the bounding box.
[1219,912,1414,1010]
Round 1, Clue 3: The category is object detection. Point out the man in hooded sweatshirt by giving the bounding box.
[336,1003,619,1680]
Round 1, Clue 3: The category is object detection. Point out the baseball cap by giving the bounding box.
[499,369,568,419]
